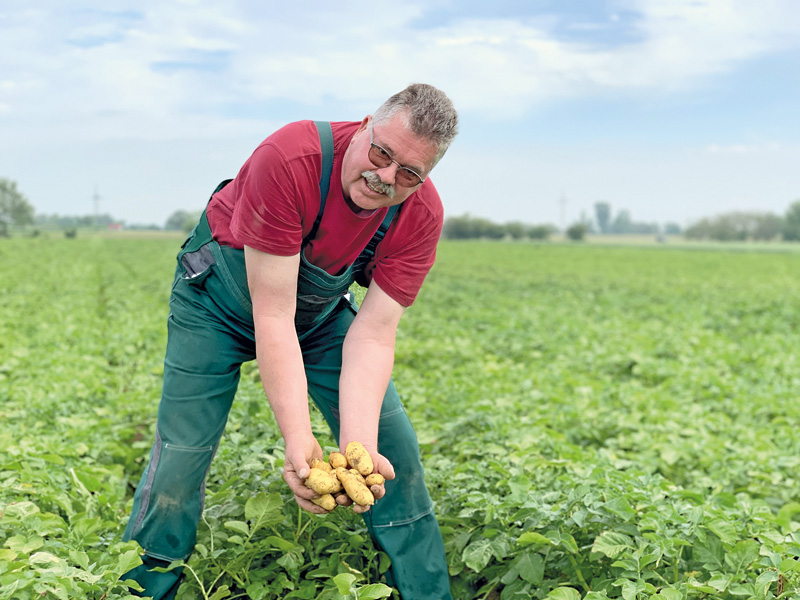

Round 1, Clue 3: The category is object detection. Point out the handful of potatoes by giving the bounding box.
[304,441,386,511]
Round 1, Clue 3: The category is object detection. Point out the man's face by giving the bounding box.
[341,113,438,213]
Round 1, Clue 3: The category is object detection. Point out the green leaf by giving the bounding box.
[517,531,550,547]
[605,497,636,521]
[547,587,581,600]
[724,540,759,574]
[515,552,544,585]
[706,519,737,544]
[693,534,724,570]
[463,538,494,571]
[355,583,393,599]
[209,585,232,600]
[334,573,357,595]
[776,502,800,532]
[265,535,297,552]
[592,531,633,559]
[28,551,61,565]
[507,474,532,503]
[245,492,283,531]
[115,549,143,575]
[224,520,250,536]
[780,558,800,573]
[707,573,732,592]
[657,589,683,600]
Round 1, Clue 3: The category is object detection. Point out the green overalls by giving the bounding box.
[122,123,452,600]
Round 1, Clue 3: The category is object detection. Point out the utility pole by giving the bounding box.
[92,185,101,228]
[559,192,567,232]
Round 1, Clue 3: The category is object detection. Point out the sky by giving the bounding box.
[1,0,799,230]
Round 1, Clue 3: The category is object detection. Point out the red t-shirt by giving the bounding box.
[206,120,443,307]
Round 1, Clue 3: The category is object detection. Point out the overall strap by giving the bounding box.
[359,203,400,262]
[304,121,335,244]
[182,178,233,255]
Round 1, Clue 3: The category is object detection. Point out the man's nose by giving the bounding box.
[376,161,399,184]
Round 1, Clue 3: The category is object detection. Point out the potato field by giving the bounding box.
[2,236,800,599]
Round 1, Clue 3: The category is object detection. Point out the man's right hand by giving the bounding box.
[282,432,331,514]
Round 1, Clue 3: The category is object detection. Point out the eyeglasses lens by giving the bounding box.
[368,144,421,187]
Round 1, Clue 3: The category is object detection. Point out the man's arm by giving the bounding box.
[338,279,404,509]
[244,245,325,512]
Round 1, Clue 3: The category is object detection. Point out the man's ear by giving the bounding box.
[358,115,371,132]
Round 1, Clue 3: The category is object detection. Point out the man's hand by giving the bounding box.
[336,447,396,513]
[283,433,329,514]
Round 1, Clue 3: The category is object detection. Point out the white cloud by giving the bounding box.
[705,142,783,154]
[2,0,799,146]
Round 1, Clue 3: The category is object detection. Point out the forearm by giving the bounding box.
[255,316,311,439]
[338,322,396,451]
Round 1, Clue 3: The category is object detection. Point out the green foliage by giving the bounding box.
[2,237,800,598]
[594,202,611,234]
[782,200,800,241]
[685,211,784,242]
[0,178,35,235]
[165,209,203,233]
[443,213,556,241]
[566,222,587,241]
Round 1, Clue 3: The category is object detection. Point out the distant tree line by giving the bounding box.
[685,201,800,242]
[443,214,557,240]
[593,202,682,235]
[4,177,800,244]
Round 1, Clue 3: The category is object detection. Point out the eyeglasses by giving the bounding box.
[368,125,426,187]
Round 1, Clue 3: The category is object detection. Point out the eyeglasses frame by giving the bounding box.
[368,124,427,187]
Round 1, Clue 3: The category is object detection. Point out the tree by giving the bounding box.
[566,222,587,241]
[609,209,632,234]
[594,202,611,234]
[165,209,201,233]
[0,178,35,236]
[685,211,783,242]
[783,200,800,241]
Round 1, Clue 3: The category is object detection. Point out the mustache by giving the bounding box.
[361,171,395,199]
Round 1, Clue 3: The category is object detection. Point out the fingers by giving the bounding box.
[294,494,330,514]
[375,454,396,480]
[370,483,385,501]
[284,469,317,501]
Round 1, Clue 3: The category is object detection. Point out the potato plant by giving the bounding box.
[2,236,800,599]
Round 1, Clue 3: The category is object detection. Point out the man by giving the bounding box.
[122,83,458,599]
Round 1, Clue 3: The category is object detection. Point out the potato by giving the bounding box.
[349,469,366,484]
[337,468,375,506]
[309,458,332,473]
[345,441,374,476]
[310,493,336,511]
[305,467,337,495]
[328,452,347,469]
[365,473,385,487]
[329,470,343,494]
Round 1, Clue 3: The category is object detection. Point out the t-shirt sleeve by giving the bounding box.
[370,199,443,307]
[229,138,315,256]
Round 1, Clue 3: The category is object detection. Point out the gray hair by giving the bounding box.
[372,83,459,169]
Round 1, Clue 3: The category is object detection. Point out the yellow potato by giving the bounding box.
[328,452,347,469]
[310,494,336,511]
[365,473,385,487]
[349,468,366,484]
[309,458,332,473]
[304,468,337,495]
[338,468,375,506]
[329,470,343,494]
[345,441,374,476]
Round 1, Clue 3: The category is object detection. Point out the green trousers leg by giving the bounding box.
[122,261,451,599]
[302,299,452,600]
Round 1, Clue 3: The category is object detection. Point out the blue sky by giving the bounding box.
[1,0,798,229]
